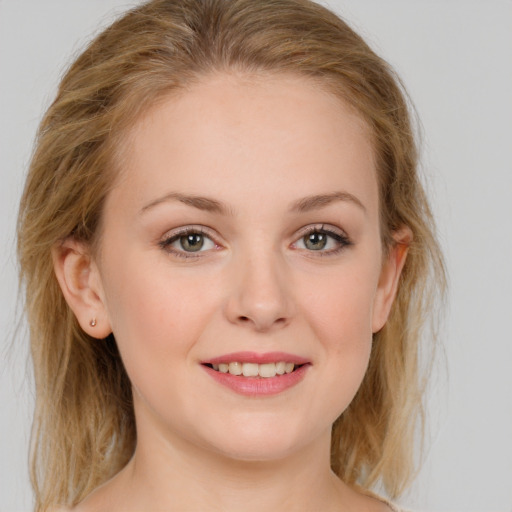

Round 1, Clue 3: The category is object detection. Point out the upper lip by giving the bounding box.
[202,351,310,365]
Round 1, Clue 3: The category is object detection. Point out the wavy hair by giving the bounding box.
[17,0,446,509]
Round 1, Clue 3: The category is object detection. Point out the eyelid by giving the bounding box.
[294,223,348,239]
[158,225,222,259]
[158,223,352,260]
[160,224,216,240]
[291,223,352,255]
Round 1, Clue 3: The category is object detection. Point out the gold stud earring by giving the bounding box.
[89,318,97,327]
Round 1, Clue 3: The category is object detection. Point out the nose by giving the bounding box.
[224,249,295,333]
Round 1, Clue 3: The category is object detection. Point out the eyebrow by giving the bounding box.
[290,191,366,214]
[140,191,366,215]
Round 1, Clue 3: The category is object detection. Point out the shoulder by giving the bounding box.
[356,491,406,512]
[383,502,412,512]
[357,491,411,512]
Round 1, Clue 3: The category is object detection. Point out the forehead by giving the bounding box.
[112,72,378,219]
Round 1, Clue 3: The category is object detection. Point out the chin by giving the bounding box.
[195,413,321,463]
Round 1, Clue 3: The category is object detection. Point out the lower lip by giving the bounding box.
[202,364,310,397]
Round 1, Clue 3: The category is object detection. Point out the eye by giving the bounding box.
[159,226,218,259]
[292,224,352,255]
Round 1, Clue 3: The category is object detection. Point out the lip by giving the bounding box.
[202,351,310,365]
[201,352,311,397]
[202,364,310,396]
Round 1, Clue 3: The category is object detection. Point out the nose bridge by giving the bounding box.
[225,240,294,332]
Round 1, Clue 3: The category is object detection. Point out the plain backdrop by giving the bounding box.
[1,1,511,511]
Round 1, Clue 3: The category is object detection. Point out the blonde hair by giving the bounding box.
[17,0,446,510]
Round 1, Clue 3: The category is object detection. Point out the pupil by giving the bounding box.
[181,233,204,252]
[305,232,327,250]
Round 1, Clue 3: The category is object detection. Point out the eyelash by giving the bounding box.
[158,226,217,260]
[294,225,352,257]
[158,224,352,260]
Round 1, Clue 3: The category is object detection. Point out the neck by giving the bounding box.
[124,426,346,512]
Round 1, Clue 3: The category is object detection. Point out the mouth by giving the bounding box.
[200,352,311,395]
[203,361,306,378]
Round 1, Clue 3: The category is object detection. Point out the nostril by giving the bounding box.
[232,308,290,331]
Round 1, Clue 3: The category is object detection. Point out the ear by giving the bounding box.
[372,227,412,333]
[52,239,112,339]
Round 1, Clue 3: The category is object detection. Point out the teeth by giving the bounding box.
[211,361,297,378]
[228,362,243,375]
[242,363,259,377]
[259,363,276,378]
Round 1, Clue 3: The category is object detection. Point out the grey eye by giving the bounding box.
[303,232,328,251]
[160,229,216,256]
[179,233,205,252]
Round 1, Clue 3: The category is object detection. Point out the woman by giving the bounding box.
[17,0,445,510]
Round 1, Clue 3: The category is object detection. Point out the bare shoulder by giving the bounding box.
[370,497,410,512]
[351,488,401,512]
[67,466,132,512]
[68,493,109,512]
[68,486,114,512]
[61,498,97,512]
[368,496,397,512]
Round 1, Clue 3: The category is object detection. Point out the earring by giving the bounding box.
[89,318,97,327]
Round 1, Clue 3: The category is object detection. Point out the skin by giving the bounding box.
[54,72,409,511]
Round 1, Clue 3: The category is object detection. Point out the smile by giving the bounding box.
[207,361,297,378]
[201,352,311,396]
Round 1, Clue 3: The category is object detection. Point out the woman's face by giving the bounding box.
[91,73,403,461]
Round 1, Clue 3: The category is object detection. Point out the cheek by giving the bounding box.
[296,260,379,410]
[299,259,379,345]
[100,254,218,375]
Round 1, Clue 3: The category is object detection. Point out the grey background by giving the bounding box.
[1,1,511,510]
